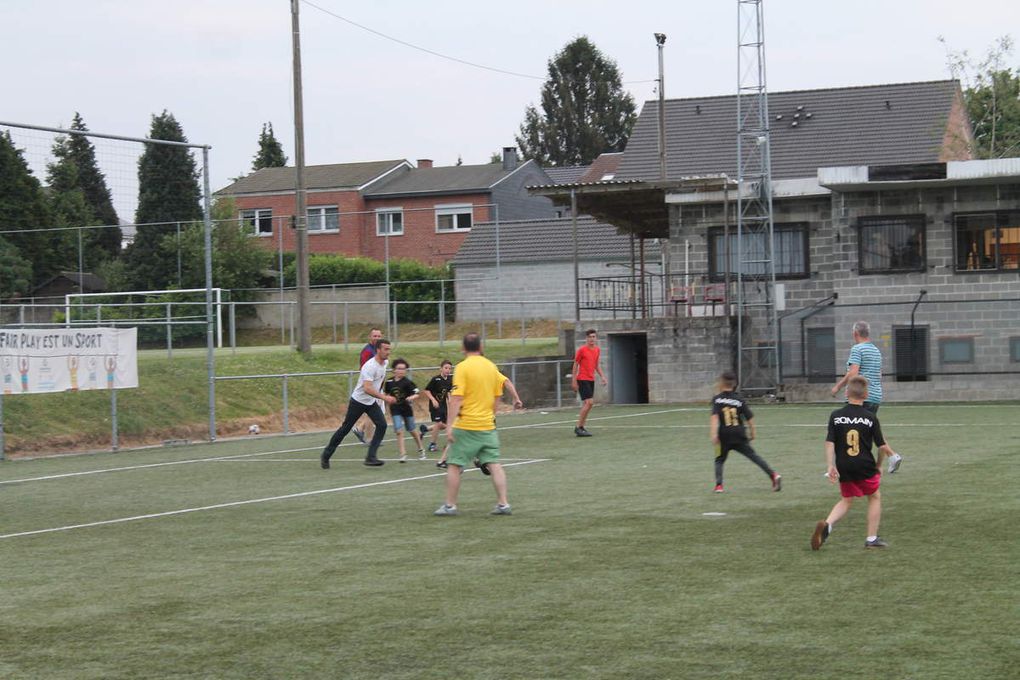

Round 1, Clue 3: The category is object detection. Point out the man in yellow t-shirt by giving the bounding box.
[434,332,522,517]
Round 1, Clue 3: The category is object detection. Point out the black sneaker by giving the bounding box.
[428,442,438,453]
[574,426,592,437]
[419,423,429,436]
[436,460,448,469]
[320,453,330,469]
[811,520,830,551]
[474,459,491,476]
[364,458,385,467]
[352,427,366,444]
[865,537,888,549]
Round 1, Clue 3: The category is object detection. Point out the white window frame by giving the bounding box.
[435,203,473,233]
[240,208,273,237]
[376,209,404,236]
[307,205,339,233]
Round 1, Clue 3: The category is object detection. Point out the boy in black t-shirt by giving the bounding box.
[709,371,782,493]
[812,375,900,550]
[384,358,425,462]
[421,360,453,467]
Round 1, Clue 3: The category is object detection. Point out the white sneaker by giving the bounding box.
[887,453,903,474]
[418,449,427,461]
[433,503,458,516]
[490,503,512,515]
[399,454,407,463]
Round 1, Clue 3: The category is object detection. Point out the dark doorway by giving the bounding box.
[894,326,930,381]
[609,333,648,404]
[806,327,836,383]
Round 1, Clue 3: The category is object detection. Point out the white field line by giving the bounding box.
[211,458,536,463]
[0,459,549,540]
[0,407,689,486]
[581,423,973,429]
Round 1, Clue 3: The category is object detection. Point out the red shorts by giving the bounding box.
[840,473,881,498]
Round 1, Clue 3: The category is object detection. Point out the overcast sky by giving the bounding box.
[3,0,1017,219]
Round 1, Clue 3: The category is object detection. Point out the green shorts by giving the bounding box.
[448,428,501,468]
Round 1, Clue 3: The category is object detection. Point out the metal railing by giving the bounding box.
[579,271,728,318]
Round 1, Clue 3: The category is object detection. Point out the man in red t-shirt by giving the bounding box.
[571,329,607,437]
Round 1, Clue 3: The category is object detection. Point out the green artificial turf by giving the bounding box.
[1,403,1016,679]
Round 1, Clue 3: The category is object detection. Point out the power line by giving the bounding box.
[300,0,656,85]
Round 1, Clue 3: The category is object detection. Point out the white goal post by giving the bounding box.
[65,288,224,348]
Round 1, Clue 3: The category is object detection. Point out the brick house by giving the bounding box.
[531,80,1020,403]
[215,148,555,267]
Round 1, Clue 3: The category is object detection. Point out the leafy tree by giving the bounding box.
[0,131,60,287]
[66,113,121,257]
[0,236,33,299]
[942,35,1020,158]
[162,198,271,296]
[126,110,204,289]
[515,36,637,166]
[252,122,288,171]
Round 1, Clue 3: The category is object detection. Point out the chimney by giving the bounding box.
[417,159,433,169]
[502,146,518,171]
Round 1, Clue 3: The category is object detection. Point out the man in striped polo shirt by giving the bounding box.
[831,320,902,473]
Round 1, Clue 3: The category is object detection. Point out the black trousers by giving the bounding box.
[322,399,387,462]
[715,440,774,485]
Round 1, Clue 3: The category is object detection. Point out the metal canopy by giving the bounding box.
[528,180,677,239]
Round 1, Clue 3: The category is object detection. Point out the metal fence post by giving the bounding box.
[289,303,295,347]
[229,302,236,355]
[480,302,486,345]
[111,387,119,451]
[332,302,338,345]
[393,301,398,344]
[166,303,173,359]
[556,361,562,409]
[520,301,526,347]
[556,302,562,339]
[439,299,445,349]
[0,392,5,460]
[347,371,353,398]
[343,302,349,351]
[282,375,290,434]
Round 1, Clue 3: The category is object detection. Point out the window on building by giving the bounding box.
[893,326,929,382]
[376,209,403,236]
[308,206,339,233]
[240,208,273,236]
[954,211,1020,272]
[435,204,473,232]
[708,223,809,281]
[1010,337,1020,363]
[939,337,974,364]
[858,215,926,274]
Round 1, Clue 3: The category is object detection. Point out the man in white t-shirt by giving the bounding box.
[321,339,396,468]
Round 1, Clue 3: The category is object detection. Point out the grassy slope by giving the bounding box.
[2,337,559,456]
[0,403,1016,678]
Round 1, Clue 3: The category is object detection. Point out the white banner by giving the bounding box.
[0,328,138,394]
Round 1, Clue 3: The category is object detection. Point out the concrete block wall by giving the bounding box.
[581,316,735,405]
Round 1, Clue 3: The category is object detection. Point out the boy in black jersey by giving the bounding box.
[812,375,900,550]
[709,371,782,493]
[421,360,453,466]
[384,358,425,462]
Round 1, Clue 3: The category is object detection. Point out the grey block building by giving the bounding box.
[530,80,1020,403]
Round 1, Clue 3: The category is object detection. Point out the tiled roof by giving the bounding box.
[616,80,965,181]
[579,153,623,183]
[543,165,591,185]
[453,217,659,266]
[216,160,408,195]
[364,161,536,197]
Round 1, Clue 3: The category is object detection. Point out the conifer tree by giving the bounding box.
[516,37,637,166]
[126,111,203,289]
[252,122,288,171]
[0,131,59,287]
[66,113,121,257]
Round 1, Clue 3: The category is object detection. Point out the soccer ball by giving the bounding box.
[248,424,260,435]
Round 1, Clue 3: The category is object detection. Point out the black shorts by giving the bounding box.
[430,406,447,423]
[577,380,595,401]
